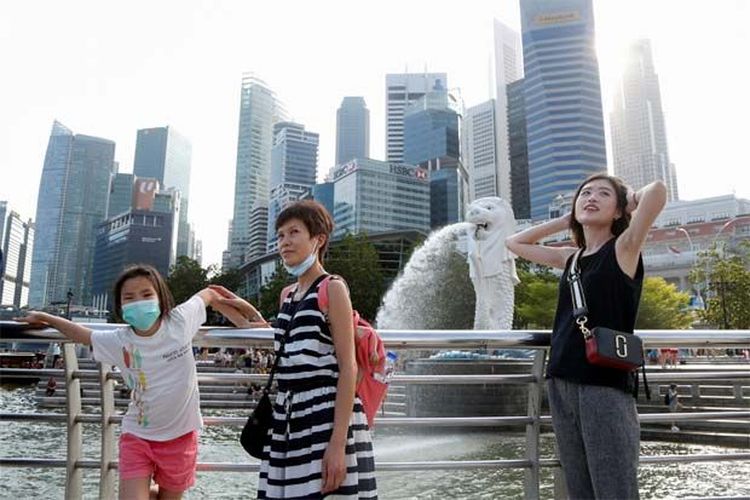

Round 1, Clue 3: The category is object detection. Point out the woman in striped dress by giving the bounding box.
[237,200,377,499]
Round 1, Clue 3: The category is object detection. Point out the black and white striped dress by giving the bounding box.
[257,275,377,499]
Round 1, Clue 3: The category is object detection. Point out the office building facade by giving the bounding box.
[520,0,608,219]
[29,121,115,307]
[133,126,193,258]
[507,79,531,219]
[385,73,448,163]
[0,208,34,307]
[91,203,178,312]
[228,74,286,267]
[464,100,499,201]
[332,159,430,238]
[611,39,678,201]
[493,20,524,203]
[336,97,370,166]
[403,82,467,228]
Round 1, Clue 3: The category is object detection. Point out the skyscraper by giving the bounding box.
[520,0,608,219]
[269,122,319,188]
[507,79,531,219]
[108,172,135,217]
[92,182,179,312]
[385,73,447,163]
[0,207,34,307]
[611,39,678,201]
[493,20,523,203]
[133,126,193,258]
[464,100,499,201]
[228,74,286,267]
[331,159,430,238]
[29,121,115,307]
[266,122,319,254]
[403,81,467,228]
[0,201,7,253]
[335,97,370,165]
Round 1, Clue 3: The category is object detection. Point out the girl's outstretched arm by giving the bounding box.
[15,312,92,345]
[201,286,269,328]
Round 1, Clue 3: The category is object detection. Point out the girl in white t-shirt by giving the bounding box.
[18,264,250,500]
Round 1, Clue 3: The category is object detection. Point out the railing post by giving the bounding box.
[523,349,547,499]
[63,343,82,500]
[733,382,744,403]
[691,382,700,404]
[99,363,116,499]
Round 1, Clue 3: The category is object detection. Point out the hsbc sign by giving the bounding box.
[389,164,428,182]
[333,161,358,180]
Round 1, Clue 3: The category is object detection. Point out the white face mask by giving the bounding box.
[283,243,318,277]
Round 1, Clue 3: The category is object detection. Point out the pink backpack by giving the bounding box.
[317,275,388,428]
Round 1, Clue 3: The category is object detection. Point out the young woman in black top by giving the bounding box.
[506,174,666,499]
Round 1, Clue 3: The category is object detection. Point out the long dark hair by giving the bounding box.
[569,173,631,247]
[113,265,175,322]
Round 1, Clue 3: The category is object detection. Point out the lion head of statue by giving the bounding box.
[466,196,518,279]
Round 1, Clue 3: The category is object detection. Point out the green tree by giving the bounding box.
[208,265,243,291]
[635,277,693,329]
[166,256,208,304]
[690,242,750,329]
[257,262,293,321]
[326,233,385,322]
[513,260,560,329]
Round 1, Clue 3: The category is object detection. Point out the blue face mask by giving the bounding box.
[283,244,318,277]
[122,299,161,331]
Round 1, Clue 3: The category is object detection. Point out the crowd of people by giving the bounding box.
[196,347,275,374]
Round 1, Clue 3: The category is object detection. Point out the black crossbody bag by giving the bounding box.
[567,248,645,372]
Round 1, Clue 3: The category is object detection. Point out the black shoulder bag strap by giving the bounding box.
[262,274,328,395]
[566,248,650,399]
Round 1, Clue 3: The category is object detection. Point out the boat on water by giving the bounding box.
[0,351,44,384]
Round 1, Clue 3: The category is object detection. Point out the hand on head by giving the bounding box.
[625,186,638,214]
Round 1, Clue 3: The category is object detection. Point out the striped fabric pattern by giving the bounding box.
[257,277,378,499]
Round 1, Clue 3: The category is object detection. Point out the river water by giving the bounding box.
[1,385,748,499]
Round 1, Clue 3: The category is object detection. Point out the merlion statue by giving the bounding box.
[466,197,519,330]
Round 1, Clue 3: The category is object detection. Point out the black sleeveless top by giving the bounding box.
[546,237,644,393]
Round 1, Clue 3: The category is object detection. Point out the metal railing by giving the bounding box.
[1,323,749,499]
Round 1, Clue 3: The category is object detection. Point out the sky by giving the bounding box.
[1,0,749,268]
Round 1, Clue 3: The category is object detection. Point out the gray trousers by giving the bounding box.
[547,378,640,500]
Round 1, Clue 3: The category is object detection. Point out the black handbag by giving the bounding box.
[567,248,644,371]
[239,293,303,459]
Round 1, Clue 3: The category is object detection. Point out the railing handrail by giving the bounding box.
[4,367,749,386]
[3,321,750,348]
[1,322,748,500]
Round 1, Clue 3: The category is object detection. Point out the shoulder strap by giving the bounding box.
[279,283,296,310]
[264,287,299,393]
[318,275,333,311]
[567,248,588,318]
[317,274,350,313]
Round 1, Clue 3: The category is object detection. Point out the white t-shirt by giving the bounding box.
[91,295,206,441]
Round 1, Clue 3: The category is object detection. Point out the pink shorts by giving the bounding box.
[119,430,198,492]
